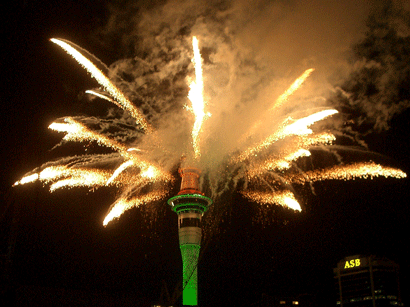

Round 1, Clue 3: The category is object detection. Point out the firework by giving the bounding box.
[236,109,338,162]
[14,166,112,191]
[241,190,302,211]
[241,68,315,142]
[50,39,151,132]
[187,36,210,159]
[286,162,407,184]
[14,37,407,225]
[103,190,168,226]
[49,117,128,153]
[270,68,315,110]
[248,148,312,177]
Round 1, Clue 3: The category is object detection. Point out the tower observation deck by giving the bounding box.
[167,167,212,306]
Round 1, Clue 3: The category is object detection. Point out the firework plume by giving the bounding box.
[13,36,406,225]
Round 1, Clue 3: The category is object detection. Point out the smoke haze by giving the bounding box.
[85,1,399,184]
[15,0,409,216]
[98,0,409,135]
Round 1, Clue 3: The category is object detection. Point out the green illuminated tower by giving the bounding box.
[167,167,212,306]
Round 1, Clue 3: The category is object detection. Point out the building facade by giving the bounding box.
[334,255,403,306]
[250,293,302,307]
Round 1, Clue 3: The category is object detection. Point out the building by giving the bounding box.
[250,293,309,307]
[334,255,403,306]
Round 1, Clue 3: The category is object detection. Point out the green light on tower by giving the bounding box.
[168,167,212,306]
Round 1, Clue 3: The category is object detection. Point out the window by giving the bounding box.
[350,297,363,302]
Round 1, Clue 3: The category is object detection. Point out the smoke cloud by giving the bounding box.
[335,1,410,133]
[98,0,410,132]
[88,0,409,196]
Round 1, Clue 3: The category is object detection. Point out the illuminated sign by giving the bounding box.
[344,258,361,269]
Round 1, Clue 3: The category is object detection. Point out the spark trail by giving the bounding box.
[271,68,315,110]
[14,37,406,225]
[50,39,151,132]
[241,68,315,143]
[286,162,407,184]
[187,36,210,159]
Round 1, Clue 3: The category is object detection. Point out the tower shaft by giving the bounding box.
[180,244,200,305]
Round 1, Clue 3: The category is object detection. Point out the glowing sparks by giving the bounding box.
[39,166,75,182]
[13,37,408,227]
[15,39,175,225]
[271,68,315,110]
[107,160,135,185]
[49,170,111,192]
[241,190,302,211]
[14,166,113,191]
[286,162,407,184]
[103,191,167,226]
[50,38,151,132]
[49,117,128,153]
[237,109,338,162]
[303,132,336,146]
[48,117,169,183]
[248,149,311,177]
[141,166,157,179]
[187,36,210,159]
[283,109,338,135]
[242,68,316,142]
[247,131,336,177]
[13,173,39,186]
[85,90,123,109]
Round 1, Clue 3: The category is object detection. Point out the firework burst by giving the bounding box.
[14,37,406,225]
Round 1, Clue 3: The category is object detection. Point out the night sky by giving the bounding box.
[2,1,410,306]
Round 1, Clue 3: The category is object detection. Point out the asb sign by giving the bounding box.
[344,258,361,269]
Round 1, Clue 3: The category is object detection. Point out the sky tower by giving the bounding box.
[167,167,212,306]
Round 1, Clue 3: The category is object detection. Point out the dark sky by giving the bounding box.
[2,1,410,306]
